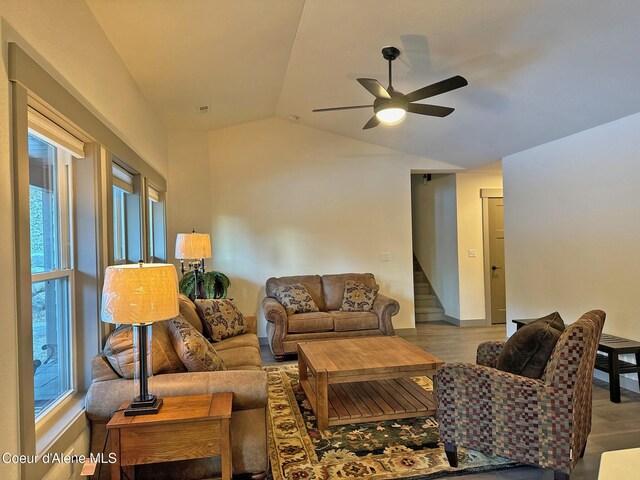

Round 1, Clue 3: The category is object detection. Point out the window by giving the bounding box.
[147,185,166,262]
[28,132,75,419]
[113,187,127,264]
[111,162,141,264]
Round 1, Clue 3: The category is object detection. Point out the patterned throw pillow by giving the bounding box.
[272,283,320,316]
[340,281,379,312]
[168,317,227,372]
[195,299,248,342]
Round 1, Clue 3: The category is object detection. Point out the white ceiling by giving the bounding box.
[86,0,640,168]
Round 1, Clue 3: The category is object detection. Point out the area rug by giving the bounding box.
[266,364,517,479]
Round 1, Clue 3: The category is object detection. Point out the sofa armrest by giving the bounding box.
[262,297,287,326]
[373,293,399,335]
[476,341,506,368]
[85,370,267,422]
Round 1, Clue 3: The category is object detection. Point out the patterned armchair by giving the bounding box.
[436,310,605,480]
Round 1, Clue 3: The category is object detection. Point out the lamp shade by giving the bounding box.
[175,233,212,260]
[101,263,179,325]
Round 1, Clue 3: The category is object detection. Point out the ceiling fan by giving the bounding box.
[312,46,468,129]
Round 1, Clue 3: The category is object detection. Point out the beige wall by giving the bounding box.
[503,111,640,339]
[0,2,167,478]
[455,172,503,320]
[411,174,460,318]
[197,117,459,337]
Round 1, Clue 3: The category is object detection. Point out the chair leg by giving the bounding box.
[580,442,587,458]
[553,471,570,480]
[444,443,458,467]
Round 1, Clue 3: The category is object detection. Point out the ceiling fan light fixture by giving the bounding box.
[376,107,407,125]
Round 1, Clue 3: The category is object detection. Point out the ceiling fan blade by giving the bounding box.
[357,78,391,99]
[407,103,455,117]
[362,115,380,130]
[405,75,468,103]
[312,105,372,112]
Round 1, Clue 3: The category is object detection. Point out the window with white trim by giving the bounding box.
[28,125,78,420]
[147,185,166,262]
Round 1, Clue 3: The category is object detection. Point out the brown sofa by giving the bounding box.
[262,273,399,361]
[85,295,268,480]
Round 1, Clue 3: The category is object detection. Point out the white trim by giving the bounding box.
[480,188,503,198]
[28,107,84,158]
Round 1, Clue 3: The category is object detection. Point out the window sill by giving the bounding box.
[36,392,87,456]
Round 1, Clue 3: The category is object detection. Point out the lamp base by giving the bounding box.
[124,394,163,416]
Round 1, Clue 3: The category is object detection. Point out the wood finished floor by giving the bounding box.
[260,321,640,480]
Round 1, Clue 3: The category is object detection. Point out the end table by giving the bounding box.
[107,393,233,480]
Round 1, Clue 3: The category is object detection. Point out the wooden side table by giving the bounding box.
[107,393,233,480]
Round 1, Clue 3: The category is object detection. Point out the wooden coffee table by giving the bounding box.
[297,336,444,431]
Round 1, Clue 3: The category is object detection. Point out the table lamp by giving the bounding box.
[175,231,212,299]
[101,262,179,416]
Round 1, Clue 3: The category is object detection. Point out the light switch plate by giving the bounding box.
[468,249,477,258]
[379,252,391,262]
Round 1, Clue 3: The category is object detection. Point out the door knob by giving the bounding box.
[491,265,503,271]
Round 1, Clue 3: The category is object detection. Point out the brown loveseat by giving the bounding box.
[262,273,399,361]
[85,294,268,480]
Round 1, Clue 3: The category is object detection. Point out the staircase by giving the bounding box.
[413,257,445,323]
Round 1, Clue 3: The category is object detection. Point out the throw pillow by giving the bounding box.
[195,299,248,342]
[168,317,227,372]
[272,283,320,315]
[496,312,565,379]
[103,321,186,379]
[339,280,379,312]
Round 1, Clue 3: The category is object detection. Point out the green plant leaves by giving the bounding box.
[178,270,230,299]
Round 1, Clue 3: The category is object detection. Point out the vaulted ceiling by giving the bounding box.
[86,0,640,168]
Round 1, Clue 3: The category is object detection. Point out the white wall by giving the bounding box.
[0,2,167,478]
[503,111,640,340]
[166,131,212,270]
[455,172,503,320]
[199,117,459,337]
[411,174,460,319]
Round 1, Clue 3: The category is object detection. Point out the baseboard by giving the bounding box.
[444,316,487,328]
[258,336,269,346]
[594,370,640,394]
[396,327,417,337]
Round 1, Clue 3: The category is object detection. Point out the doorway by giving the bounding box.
[482,190,506,325]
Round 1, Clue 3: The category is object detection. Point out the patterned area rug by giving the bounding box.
[266,364,517,479]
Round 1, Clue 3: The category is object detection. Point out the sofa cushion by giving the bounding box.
[340,280,379,312]
[214,333,261,351]
[195,299,248,342]
[266,275,325,311]
[217,346,262,370]
[179,293,203,334]
[287,312,334,333]
[272,283,320,316]
[332,311,379,332]
[168,317,227,372]
[322,273,377,311]
[497,312,565,379]
[103,320,186,378]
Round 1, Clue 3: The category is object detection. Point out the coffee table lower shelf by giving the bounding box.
[299,376,436,428]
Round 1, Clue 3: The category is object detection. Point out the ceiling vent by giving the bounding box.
[197,105,209,113]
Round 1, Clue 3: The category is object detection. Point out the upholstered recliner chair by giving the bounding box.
[436,310,605,480]
[262,273,399,361]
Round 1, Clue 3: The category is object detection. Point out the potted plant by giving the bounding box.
[179,270,230,299]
